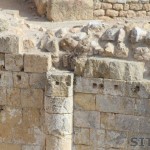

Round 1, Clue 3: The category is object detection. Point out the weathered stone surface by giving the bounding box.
[21,89,44,108]
[0,88,6,105]
[101,27,119,41]
[73,145,90,150]
[130,27,147,43]
[130,4,143,11]
[117,28,126,42]
[0,53,5,71]
[103,42,114,57]
[47,0,93,21]
[24,53,51,73]
[75,57,144,81]
[127,10,136,18]
[74,127,90,145]
[45,113,72,135]
[45,96,73,114]
[94,10,105,17]
[0,144,21,150]
[5,54,24,71]
[74,93,96,111]
[143,4,150,11]
[34,0,47,15]
[74,77,104,94]
[22,145,41,150]
[136,11,146,17]
[46,135,72,150]
[74,110,100,128]
[106,10,119,17]
[6,88,21,107]
[13,72,29,88]
[0,33,22,54]
[0,71,13,87]
[29,73,46,89]
[0,19,9,32]
[101,3,112,9]
[45,71,74,97]
[96,95,135,114]
[115,42,129,58]
[113,4,123,10]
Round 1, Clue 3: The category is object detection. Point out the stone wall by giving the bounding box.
[1,10,150,150]
[34,0,150,21]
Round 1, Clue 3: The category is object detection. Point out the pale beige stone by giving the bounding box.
[101,3,112,9]
[47,0,93,21]
[130,4,143,11]
[74,93,96,111]
[24,53,51,73]
[106,10,119,17]
[22,145,41,150]
[46,135,72,150]
[94,10,105,17]
[143,4,150,11]
[74,127,90,145]
[0,144,21,150]
[0,88,6,105]
[124,4,129,10]
[13,72,29,88]
[73,145,90,150]
[45,96,73,114]
[6,88,21,107]
[29,73,46,89]
[5,54,24,71]
[127,10,136,18]
[45,71,74,97]
[119,11,127,17]
[74,110,100,128]
[136,11,146,17]
[45,113,72,135]
[21,89,44,108]
[113,4,123,10]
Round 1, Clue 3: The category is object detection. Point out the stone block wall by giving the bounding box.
[34,0,150,21]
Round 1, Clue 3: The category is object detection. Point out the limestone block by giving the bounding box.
[45,71,74,97]
[0,88,6,105]
[0,144,21,150]
[94,10,105,17]
[103,43,114,57]
[22,108,40,127]
[104,79,126,96]
[105,130,128,149]
[74,93,96,111]
[29,73,46,89]
[6,88,21,107]
[139,117,150,133]
[101,27,119,41]
[0,19,9,32]
[0,53,5,70]
[44,96,73,114]
[76,57,144,81]
[22,145,41,150]
[21,89,44,108]
[74,110,100,128]
[46,135,72,150]
[102,0,117,3]
[126,81,150,99]
[113,4,123,10]
[124,4,129,10]
[135,98,150,117]
[115,43,129,58]
[47,0,93,21]
[130,27,147,43]
[74,77,104,94]
[136,11,146,17]
[24,53,52,73]
[0,33,22,54]
[96,95,135,115]
[13,72,29,88]
[117,28,126,42]
[73,145,90,150]
[127,10,136,18]
[34,0,47,16]
[143,4,150,11]
[5,54,24,71]
[0,71,13,87]
[106,10,119,17]
[130,4,143,11]
[44,113,72,135]
[74,127,90,145]
[90,129,105,148]
[101,3,112,9]
[119,11,127,17]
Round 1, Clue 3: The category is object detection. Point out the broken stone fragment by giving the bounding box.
[90,41,104,55]
[103,42,114,56]
[55,28,68,38]
[71,32,87,41]
[0,19,9,32]
[130,27,147,43]
[117,28,126,42]
[23,39,35,50]
[101,27,119,41]
[59,37,78,52]
[115,42,129,58]
[145,32,150,44]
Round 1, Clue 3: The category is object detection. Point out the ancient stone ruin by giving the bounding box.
[0,0,150,150]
